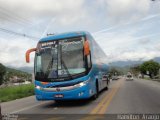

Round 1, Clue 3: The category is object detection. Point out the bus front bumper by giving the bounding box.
[35,84,94,100]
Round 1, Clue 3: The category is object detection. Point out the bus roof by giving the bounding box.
[40,31,89,42]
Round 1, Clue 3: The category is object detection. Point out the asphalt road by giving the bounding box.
[1,78,160,119]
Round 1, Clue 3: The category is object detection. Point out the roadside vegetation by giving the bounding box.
[0,59,160,102]
[0,84,34,102]
[0,63,6,85]
[109,60,160,81]
[0,63,34,102]
[0,63,32,85]
[130,60,160,80]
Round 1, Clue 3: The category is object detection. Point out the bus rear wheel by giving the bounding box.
[104,78,109,90]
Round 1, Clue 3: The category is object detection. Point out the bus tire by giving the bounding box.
[104,78,109,90]
[104,86,108,90]
[92,80,99,100]
[54,100,62,103]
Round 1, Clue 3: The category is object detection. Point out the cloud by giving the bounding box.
[94,22,160,63]
[0,0,151,30]
[138,38,151,45]
[0,0,160,67]
[0,0,85,25]
[103,0,151,24]
[0,36,37,67]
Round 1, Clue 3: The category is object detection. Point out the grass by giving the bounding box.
[144,77,151,80]
[0,84,34,102]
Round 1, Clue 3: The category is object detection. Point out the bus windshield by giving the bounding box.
[35,36,86,82]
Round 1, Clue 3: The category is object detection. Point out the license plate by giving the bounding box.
[54,94,64,98]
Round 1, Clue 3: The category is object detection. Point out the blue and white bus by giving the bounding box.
[26,31,109,101]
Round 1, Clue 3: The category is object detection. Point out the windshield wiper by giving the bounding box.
[61,58,73,80]
[46,46,72,80]
[46,50,58,78]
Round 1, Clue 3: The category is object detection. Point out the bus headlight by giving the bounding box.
[35,85,42,90]
[79,82,85,86]
[78,78,90,87]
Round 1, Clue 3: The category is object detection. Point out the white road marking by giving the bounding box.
[11,102,47,114]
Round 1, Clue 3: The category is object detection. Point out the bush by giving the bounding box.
[0,63,6,85]
[0,84,34,102]
[140,60,160,79]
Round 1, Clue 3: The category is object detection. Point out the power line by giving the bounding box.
[0,6,33,26]
[0,27,39,40]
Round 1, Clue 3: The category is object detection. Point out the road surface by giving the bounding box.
[1,77,160,119]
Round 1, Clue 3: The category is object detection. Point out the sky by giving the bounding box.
[0,0,160,68]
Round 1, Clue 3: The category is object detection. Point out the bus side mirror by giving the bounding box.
[84,40,90,56]
[26,48,37,63]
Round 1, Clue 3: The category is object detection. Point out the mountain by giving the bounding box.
[7,66,33,74]
[5,67,32,83]
[109,57,160,67]
[109,60,143,67]
[153,57,160,63]
[6,67,31,75]
[16,67,33,73]
[7,57,160,73]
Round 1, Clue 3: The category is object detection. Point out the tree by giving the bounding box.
[109,67,122,76]
[140,60,160,79]
[130,65,141,77]
[0,63,6,85]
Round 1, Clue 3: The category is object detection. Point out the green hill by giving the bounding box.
[5,67,32,83]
